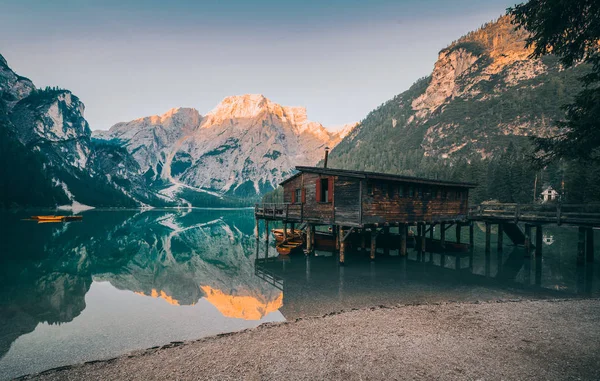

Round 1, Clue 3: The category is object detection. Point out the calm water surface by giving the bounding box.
[0,209,598,379]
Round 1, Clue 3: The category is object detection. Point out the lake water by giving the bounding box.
[0,209,598,379]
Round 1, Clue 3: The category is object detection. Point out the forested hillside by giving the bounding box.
[327,16,600,204]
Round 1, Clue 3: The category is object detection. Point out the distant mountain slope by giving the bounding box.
[94,94,355,200]
[328,16,587,178]
[0,54,167,209]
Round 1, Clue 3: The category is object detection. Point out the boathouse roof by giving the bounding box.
[280,166,477,188]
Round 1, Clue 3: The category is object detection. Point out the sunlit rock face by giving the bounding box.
[94,94,356,198]
[329,15,580,167]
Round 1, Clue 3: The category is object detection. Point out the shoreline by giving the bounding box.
[19,298,600,380]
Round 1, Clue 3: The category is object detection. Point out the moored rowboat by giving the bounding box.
[31,215,83,222]
[271,228,302,242]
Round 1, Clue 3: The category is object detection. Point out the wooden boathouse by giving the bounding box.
[255,166,477,264]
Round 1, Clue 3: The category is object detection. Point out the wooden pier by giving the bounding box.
[469,203,599,264]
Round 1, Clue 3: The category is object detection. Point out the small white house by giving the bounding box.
[541,186,559,203]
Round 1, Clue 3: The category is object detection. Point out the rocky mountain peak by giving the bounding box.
[412,15,542,118]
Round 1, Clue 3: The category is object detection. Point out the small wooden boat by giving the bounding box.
[276,239,304,255]
[271,228,302,242]
[31,215,83,222]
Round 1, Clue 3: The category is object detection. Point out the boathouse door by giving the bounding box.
[334,176,361,226]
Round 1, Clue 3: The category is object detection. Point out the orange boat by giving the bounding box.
[271,228,302,242]
[276,239,303,255]
[31,215,83,222]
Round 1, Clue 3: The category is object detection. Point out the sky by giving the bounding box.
[0,0,518,130]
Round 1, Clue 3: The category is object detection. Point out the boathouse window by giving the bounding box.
[442,190,447,200]
[417,187,423,198]
[408,186,414,198]
[398,185,405,198]
[316,177,333,203]
[294,188,301,204]
[367,182,373,196]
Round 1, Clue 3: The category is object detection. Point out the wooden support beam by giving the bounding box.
[336,226,340,251]
[370,229,377,261]
[421,224,426,254]
[497,223,504,253]
[361,229,366,251]
[524,225,532,254]
[577,226,586,265]
[456,223,462,244]
[469,222,474,250]
[400,224,407,257]
[586,227,594,263]
[440,222,446,250]
[383,226,390,256]
[265,220,269,258]
[283,222,288,242]
[535,225,543,257]
[342,228,354,242]
[429,223,435,239]
[306,223,313,254]
[339,227,346,265]
[485,222,491,254]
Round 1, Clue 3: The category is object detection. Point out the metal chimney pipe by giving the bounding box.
[324,146,330,168]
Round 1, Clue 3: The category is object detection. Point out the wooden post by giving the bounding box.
[440,222,446,250]
[361,229,366,251]
[336,226,340,251]
[469,222,474,250]
[524,224,532,254]
[306,224,313,254]
[420,224,426,254]
[535,225,543,257]
[400,224,407,257]
[265,220,269,258]
[485,222,491,254]
[456,223,462,244]
[370,229,377,261]
[497,223,504,252]
[577,227,586,265]
[283,222,288,242]
[311,225,316,247]
[429,223,434,240]
[339,227,346,265]
[586,227,594,263]
[383,226,390,256]
[290,222,295,233]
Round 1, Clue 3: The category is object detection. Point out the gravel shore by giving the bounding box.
[22,299,600,381]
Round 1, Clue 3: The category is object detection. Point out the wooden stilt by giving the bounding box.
[525,225,532,254]
[420,224,426,254]
[306,223,313,254]
[400,224,407,257]
[440,222,446,250]
[255,219,259,241]
[535,225,543,257]
[361,229,366,251]
[429,223,434,240]
[497,223,504,252]
[469,222,474,250]
[339,227,346,265]
[336,226,340,251]
[383,226,390,256]
[290,222,295,232]
[485,222,491,254]
[578,226,586,265]
[265,220,269,258]
[586,227,594,263]
[283,222,288,242]
[370,229,377,261]
[456,223,462,244]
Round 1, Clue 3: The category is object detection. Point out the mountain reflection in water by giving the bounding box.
[0,209,599,380]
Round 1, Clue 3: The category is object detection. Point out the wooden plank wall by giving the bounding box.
[362,181,469,225]
[283,173,334,224]
[302,173,334,224]
[334,176,361,226]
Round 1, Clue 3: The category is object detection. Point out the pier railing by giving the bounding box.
[469,203,600,226]
[255,203,303,221]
